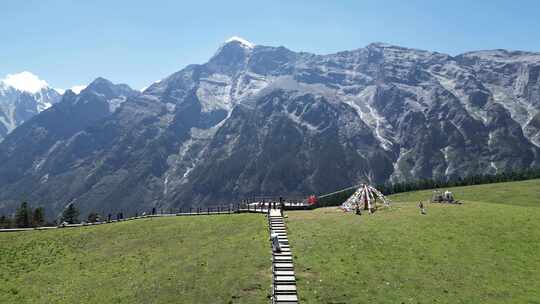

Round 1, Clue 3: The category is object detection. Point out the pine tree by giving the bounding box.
[32,207,45,227]
[0,214,11,229]
[87,212,100,223]
[61,203,80,224]
[15,202,32,228]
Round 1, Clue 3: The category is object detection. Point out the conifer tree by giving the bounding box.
[60,203,80,224]
[32,207,45,227]
[0,214,11,228]
[15,202,32,228]
[87,212,100,223]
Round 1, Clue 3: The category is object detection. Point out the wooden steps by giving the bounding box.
[268,209,299,304]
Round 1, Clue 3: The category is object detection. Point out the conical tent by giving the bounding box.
[340,184,390,212]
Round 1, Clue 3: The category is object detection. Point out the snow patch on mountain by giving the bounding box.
[225,36,255,48]
[490,161,498,173]
[286,110,320,132]
[108,97,127,113]
[441,146,452,175]
[344,86,394,151]
[1,72,48,94]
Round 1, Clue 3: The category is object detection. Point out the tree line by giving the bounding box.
[378,168,540,195]
[0,202,82,229]
[317,168,540,207]
[0,200,142,229]
[2,168,539,227]
[0,202,46,229]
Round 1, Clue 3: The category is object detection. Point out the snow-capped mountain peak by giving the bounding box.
[0,72,62,141]
[225,36,255,49]
[0,71,49,94]
[208,36,256,73]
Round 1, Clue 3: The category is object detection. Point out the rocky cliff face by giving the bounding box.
[0,39,538,217]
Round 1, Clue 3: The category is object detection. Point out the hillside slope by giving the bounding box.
[0,214,270,304]
[287,179,540,303]
[389,178,540,207]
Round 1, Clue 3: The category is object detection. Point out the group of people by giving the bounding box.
[354,205,375,215]
[105,212,124,222]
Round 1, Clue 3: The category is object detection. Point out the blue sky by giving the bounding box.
[1,0,539,90]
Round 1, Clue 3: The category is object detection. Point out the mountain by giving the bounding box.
[0,72,62,141]
[0,38,539,217]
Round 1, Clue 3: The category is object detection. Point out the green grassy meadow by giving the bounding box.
[1,179,539,303]
[0,214,270,304]
[389,178,540,207]
[287,179,540,303]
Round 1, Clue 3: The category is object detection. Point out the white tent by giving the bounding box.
[341,184,390,212]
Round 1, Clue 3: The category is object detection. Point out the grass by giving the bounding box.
[0,214,271,304]
[287,179,540,303]
[389,179,540,207]
[2,179,539,303]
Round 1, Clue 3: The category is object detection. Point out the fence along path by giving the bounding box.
[0,203,273,233]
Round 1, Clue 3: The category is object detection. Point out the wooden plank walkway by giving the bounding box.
[268,209,299,304]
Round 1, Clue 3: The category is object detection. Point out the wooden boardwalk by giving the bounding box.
[269,209,299,304]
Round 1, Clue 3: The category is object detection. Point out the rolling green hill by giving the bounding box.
[0,214,270,304]
[1,179,539,303]
[287,179,540,303]
[389,178,540,207]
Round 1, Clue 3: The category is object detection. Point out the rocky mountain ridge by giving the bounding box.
[0,39,538,217]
